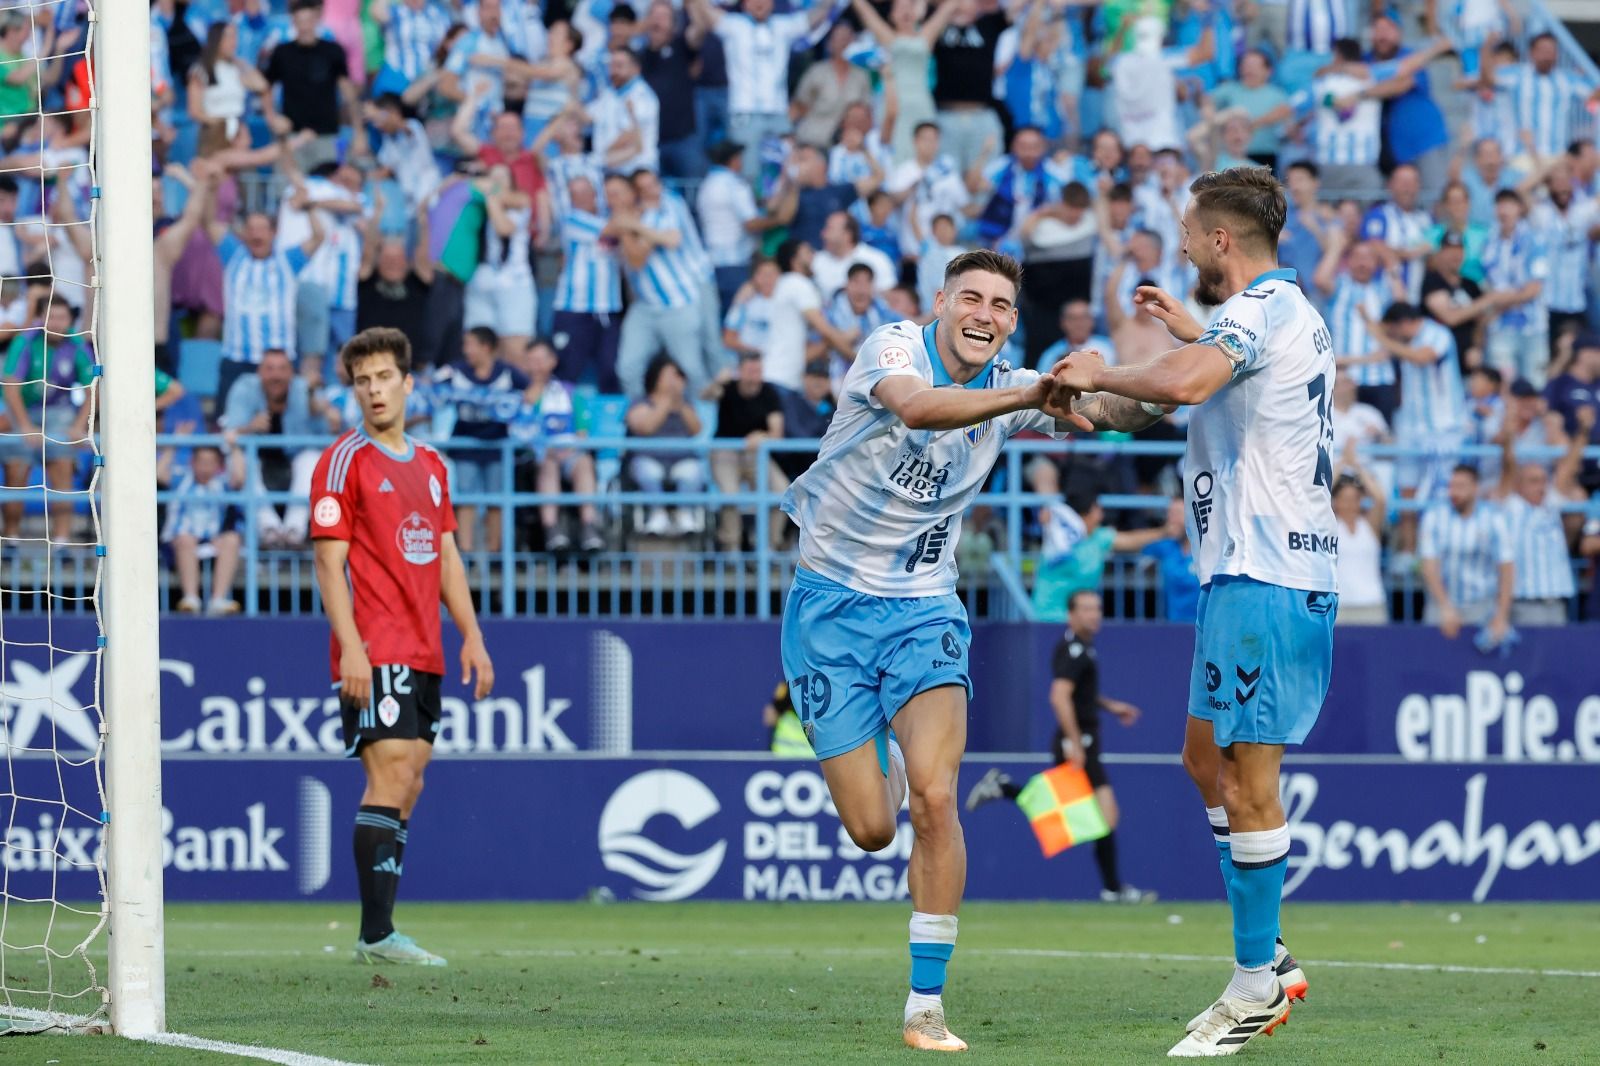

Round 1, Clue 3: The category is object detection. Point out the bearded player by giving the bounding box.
[1054,167,1334,1056]
[311,327,495,966]
[780,249,1166,1051]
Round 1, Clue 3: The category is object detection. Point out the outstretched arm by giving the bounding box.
[874,368,1092,431]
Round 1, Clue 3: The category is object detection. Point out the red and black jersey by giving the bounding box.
[310,431,456,680]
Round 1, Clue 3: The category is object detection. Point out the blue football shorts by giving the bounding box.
[780,567,972,762]
[1187,574,1337,746]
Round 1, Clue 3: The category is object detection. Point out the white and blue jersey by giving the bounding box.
[1481,221,1550,337]
[1292,73,1381,166]
[1184,268,1338,747]
[384,1,451,83]
[1510,64,1595,160]
[1501,493,1575,601]
[1361,201,1433,302]
[1530,197,1595,315]
[1326,272,1392,386]
[825,291,896,344]
[1187,267,1340,593]
[287,177,364,313]
[1395,318,1465,439]
[627,201,704,309]
[554,208,623,314]
[782,319,1067,598]
[1470,66,1520,158]
[546,153,605,218]
[1419,500,1513,606]
[161,470,237,544]
[725,293,776,352]
[445,29,514,140]
[510,377,578,456]
[828,132,889,187]
[219,234,309,363]
[1287,0,1349,55]
[658,188,713,280]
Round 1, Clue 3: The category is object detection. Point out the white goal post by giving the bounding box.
[98,0,166,1038]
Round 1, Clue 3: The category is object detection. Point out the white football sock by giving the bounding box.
[1225,963,1278,1003]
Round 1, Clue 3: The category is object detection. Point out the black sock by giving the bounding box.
[1094,831,1122,893]
[354,805,402,944]
[396,819,408,867]
[1000,781,1023,800]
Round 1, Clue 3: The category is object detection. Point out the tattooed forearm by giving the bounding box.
[1070,392,1165,432]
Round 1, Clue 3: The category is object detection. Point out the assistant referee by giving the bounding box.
[967,589,1153,902]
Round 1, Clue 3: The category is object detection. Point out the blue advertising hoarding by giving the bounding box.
[4,756,1596,903]
[0,618,1596,902]
[5,618,1597,760]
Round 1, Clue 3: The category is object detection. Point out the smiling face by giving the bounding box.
[934,267,1019,371]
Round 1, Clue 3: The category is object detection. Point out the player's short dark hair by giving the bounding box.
[1067,588,1101,615]
[1452,462,1481,481]
[642,353,681,395]
[341,327,413,379]
[1381,302,1421,325]
[1286,159,1320,181]
[1189,166,1286,255]
[1332,37,1362,62]
[1061,181,1091,208]
[942,249,1022,295]
[466,325,499,351]
[846,262,875,282]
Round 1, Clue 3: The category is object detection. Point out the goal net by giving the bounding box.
[0,0,163,1036]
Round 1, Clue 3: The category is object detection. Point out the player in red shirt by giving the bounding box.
[311,327,494,967]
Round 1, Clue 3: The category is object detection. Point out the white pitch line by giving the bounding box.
[162,944,1600,980]
[981,947,1600,979]
[129,1031,376,1066]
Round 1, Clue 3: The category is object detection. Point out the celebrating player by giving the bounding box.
[311,327,495,967]
[1053,167,1335,1056]
[780,249,1163,1052]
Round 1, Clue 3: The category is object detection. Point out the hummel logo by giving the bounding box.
[1235,665,1261,704]
[379,479,395,493]
[372,858,403,875]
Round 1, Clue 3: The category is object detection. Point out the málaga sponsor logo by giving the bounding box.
[1281,772,1600,902]
[598,769,911,902]
[3,776,333,895]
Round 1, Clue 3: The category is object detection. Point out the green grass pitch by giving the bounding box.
[6,901,1597,1064]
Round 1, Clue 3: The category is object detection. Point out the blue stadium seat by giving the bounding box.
[179,338,224,401]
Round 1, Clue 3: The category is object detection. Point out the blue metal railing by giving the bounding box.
[0,431,1567,620]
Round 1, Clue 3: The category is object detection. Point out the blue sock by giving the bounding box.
[1229,826,1290,970]
[908,912,958,995]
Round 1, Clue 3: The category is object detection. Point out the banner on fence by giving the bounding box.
[6,756,1596,903]
[6,619,1598,760]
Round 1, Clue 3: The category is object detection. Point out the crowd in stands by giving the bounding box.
[6,0,1600,623]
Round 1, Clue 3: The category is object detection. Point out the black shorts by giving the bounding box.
[340,664,443,758]
[1051,732,1110,790]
